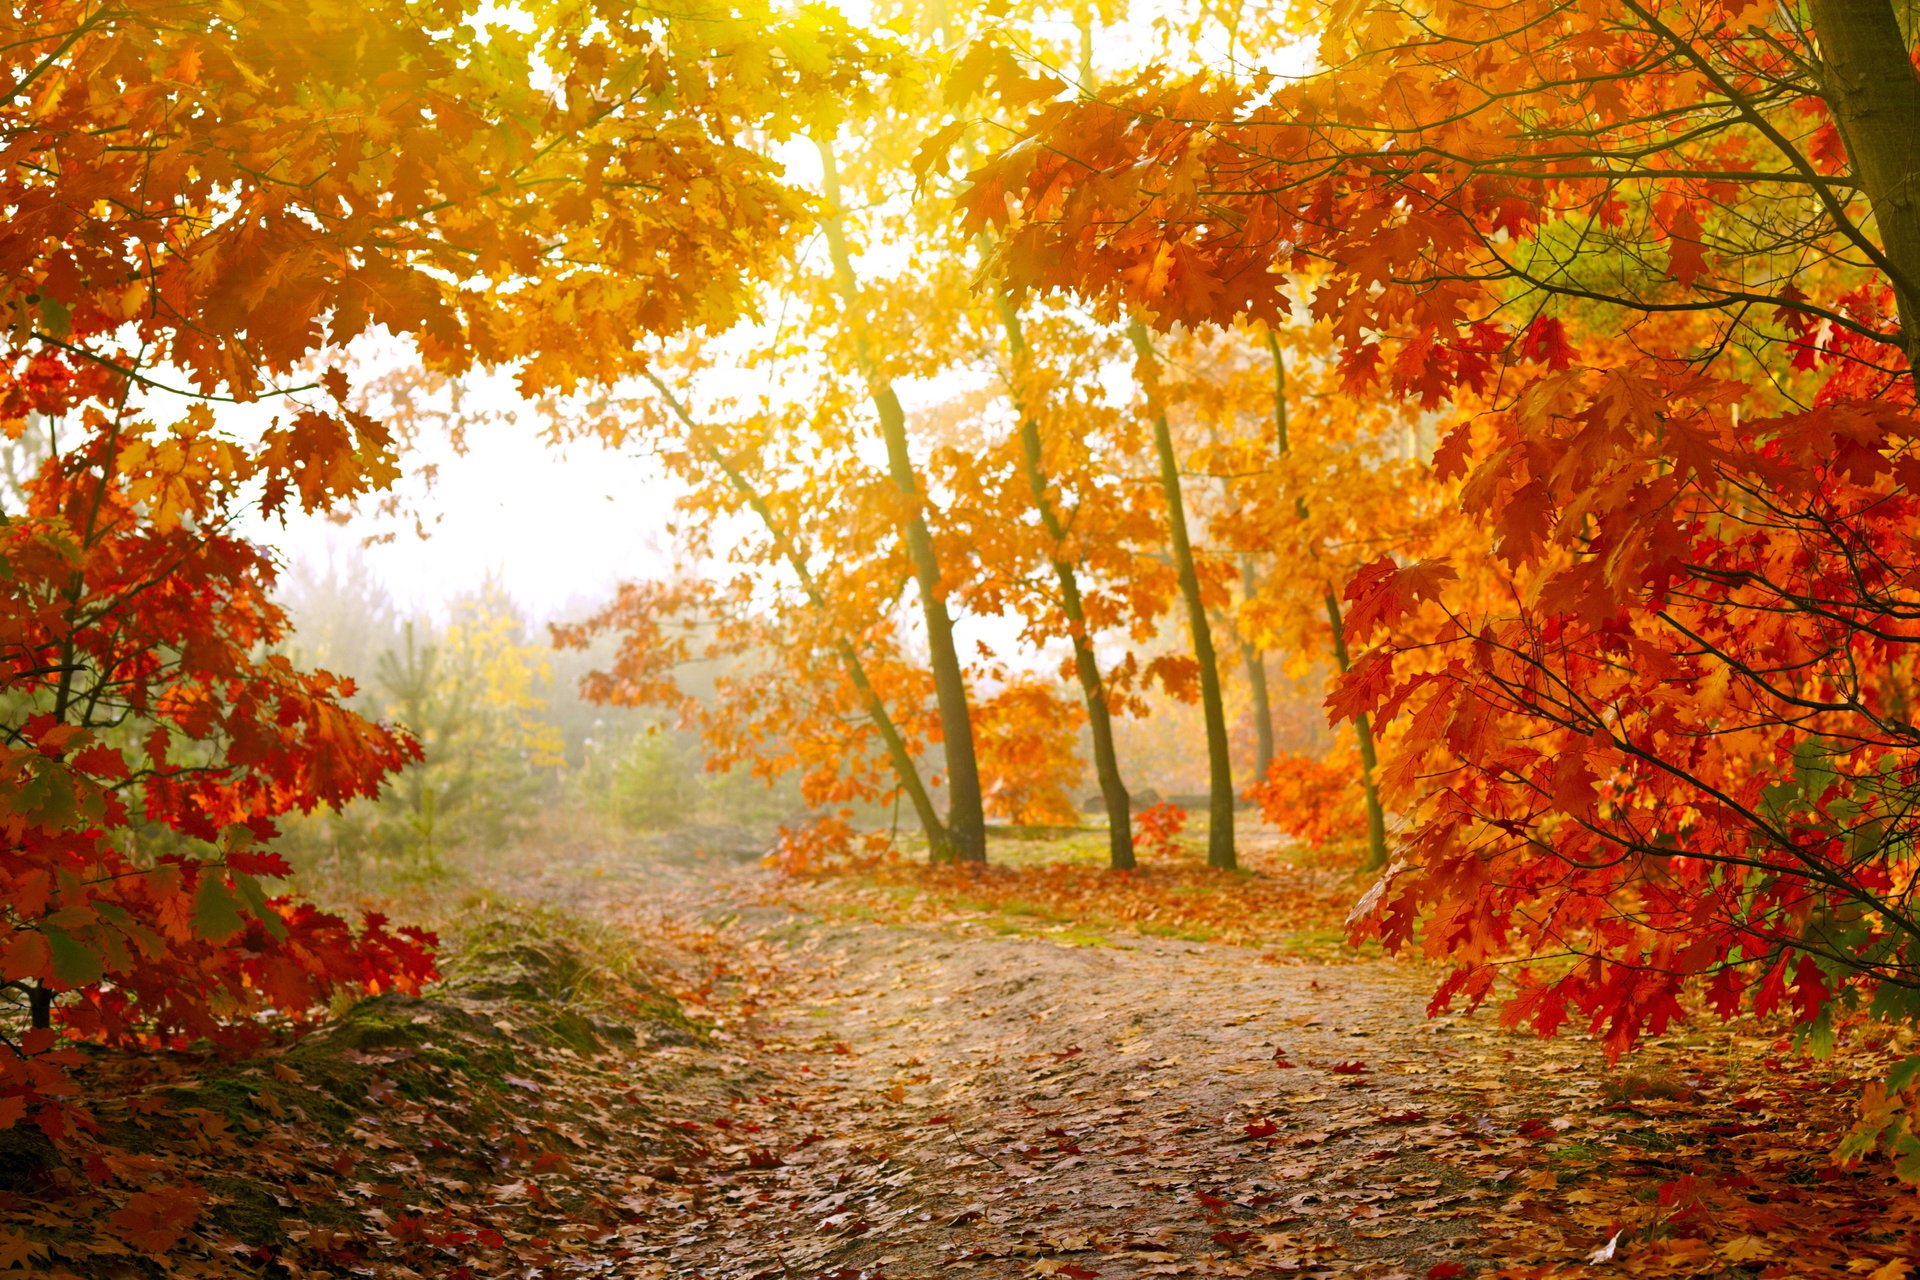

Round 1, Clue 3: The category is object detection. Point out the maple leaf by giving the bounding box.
[911,121,969,187]
[0,1229,43,1269]
[1342,558,1456,643]
[1665,204,1710,286]
[109,1184,205,1253]
[1517,316,1573,370]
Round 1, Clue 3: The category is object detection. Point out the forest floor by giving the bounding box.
[6,823,1919,1279]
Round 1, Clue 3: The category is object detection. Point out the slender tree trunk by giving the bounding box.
[1200,412,1277,788]
[990,285,1135,869]
[1266,332,1390,869]
[29,982,51,1030]
[1805,0,1920,358]
[1239,566,1276,783]
[643,373,953,858]
[1322,589,1391,871]
[816,138,987,862]
[1129,322,1237,870]
[1212,452,1275,786]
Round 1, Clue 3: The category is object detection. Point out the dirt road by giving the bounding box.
[486,842,1911,1280]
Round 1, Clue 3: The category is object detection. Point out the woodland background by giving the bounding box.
[6,0,1920,1275]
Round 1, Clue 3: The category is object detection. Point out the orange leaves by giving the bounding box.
[5,0,880,489]
[1662,203,1711,287]
[1132,802,1188,860]
[974,680,1086,827]
[1341,558,1456,644]
[1244,748,1369,852]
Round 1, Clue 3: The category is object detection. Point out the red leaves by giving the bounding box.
[1342,558,1456,643]
[108,1183,206,1253]
[224,849,293,878]
[1325,648,1396,725]
[1517,316,1574,370]
[1132,802,1188,860]
[0,462,434,1141]
[1663,204,1710,286]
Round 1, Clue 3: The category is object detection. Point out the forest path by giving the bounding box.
[499,847,1635,1280]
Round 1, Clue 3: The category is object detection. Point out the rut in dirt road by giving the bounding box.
[598,912,1617,1280]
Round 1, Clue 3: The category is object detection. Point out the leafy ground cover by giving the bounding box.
[766,820,1378,957]
[4,833,1918,1278]
[0,899,748,1278]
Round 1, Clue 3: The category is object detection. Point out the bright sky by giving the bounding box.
[265,423,682,624]
[232,6,1319,629]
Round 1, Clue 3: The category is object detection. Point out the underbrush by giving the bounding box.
[0,901,720,1278]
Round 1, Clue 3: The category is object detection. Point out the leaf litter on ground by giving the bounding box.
[3,836,1918,1278]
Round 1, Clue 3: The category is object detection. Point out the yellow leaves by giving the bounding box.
[944,37,1064,112]
[911,120,969,186]
[1717,1234,1774,1263]
[443,584,567,770]
[101,279,149,323]
[117,406,245,533]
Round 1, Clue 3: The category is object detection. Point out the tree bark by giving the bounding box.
[1322,589,1391,871]
[1807,0,1920,359]
[1239,574,1276,784]
[817,138,987,862]
[1267,331,1389,869]
[29,982,52,1031]
[1129,322,1237,871]
[991,285,1136,869]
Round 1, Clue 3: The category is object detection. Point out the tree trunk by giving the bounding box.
[1239,604,1276,784]
[29,982,52,1031]
[991,285,1135,869]
[1265,331,1390,869]
[643,372,954,859]
[1322,589,1391,871]
[1129,322,1237,871]
[1806,0,1920,358]
[1212,450,1276,787]
[817,138,987,863]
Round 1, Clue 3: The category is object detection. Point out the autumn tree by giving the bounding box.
[550,385,957,864]
[815,138,991,863]
[1127,325,1240,869]
[1,0,880,1137]
[557,14,1197,871]
[987,274,1141,867]
[965,0,1920,1171]
[1155,320,1432,870]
